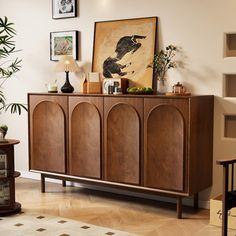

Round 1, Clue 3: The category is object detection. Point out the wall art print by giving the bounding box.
[50,30,78,61]
[92,17,158,88]
[52,0,77,19]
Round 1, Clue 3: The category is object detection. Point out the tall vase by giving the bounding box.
[61,71,74,93]
[157,79,167,94]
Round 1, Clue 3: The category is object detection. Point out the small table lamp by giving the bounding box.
[55,55,80,93]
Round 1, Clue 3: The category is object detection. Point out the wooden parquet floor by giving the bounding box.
[15,177,236,236]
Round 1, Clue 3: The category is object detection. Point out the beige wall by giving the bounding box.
[1,0,236,206]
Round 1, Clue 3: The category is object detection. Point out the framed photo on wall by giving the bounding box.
[52,0,77,19]
[50,30,78,61]
[92,17,158,88]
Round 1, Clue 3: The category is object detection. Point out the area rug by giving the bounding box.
[0,211,137,236]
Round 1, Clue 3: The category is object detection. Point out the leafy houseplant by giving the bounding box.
[0,124,8,139]
[0,16,26,114]
[0,17,27,139]
[149,44,178,81]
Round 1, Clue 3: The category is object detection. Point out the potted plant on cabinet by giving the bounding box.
[0,16,27,141]
[148,44,178,94]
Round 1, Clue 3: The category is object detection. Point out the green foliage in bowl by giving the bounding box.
[127,87,153,94]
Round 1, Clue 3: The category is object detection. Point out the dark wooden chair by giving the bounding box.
[217,158,236,236]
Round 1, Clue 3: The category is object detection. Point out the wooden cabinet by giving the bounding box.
[68,96,103,179]
[143,96,214,196]
[0,140,21,215]
[144,98,187,192]
[28,93,214,218]
[29,94,103,178]
[104,97,143,185]
[28,95,67,173]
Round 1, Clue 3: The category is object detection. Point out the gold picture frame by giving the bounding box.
[92,17,158,88]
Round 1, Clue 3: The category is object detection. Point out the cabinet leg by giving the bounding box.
[177,197,182,219]
[62,180,66,187]
[194,193,199,209]
[41,174,45,193]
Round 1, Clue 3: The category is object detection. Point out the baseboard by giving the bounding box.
[20,171,62,184]
[19,171,210,209]
[20,171,40,180]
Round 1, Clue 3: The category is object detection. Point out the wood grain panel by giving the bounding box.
[31,100,66,173]
[188,96,214,194]
[70,101,101,178]
[105,103,140,185]
[144,104,185,191]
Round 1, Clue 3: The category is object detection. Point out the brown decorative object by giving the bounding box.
[92,17,157,88]
[28,93,214,219]
[165,82,191,96]
[83,81,101,94]
[166,92,191,96]
[172,82,186,94]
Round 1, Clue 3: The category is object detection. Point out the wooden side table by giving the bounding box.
[0,139,21,215]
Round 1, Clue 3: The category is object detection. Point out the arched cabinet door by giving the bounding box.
[69,97,103,179]
[29,95,67,173]
[104,98,143,185]
[144,98,188,192]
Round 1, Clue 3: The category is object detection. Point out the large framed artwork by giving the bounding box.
[50,30,78,61]
[52,0,77,19]
[92,17,158,88]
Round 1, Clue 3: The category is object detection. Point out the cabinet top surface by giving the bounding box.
[28,92,213,99]
[0,139,20,146]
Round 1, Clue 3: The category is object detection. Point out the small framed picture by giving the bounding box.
[52,0,77,19]
[50,30,78,61]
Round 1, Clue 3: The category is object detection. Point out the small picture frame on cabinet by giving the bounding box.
[52,0,77,19]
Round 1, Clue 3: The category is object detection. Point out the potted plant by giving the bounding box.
[0,16,27,140]
[0,124,8,139]
[148,44,178,93]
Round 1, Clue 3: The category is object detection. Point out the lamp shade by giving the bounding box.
[55,55,80,72]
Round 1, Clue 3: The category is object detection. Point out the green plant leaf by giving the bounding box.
[0,16,26,116]
[5,103,28,115]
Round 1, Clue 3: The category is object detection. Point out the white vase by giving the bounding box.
[157,79,167,94]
